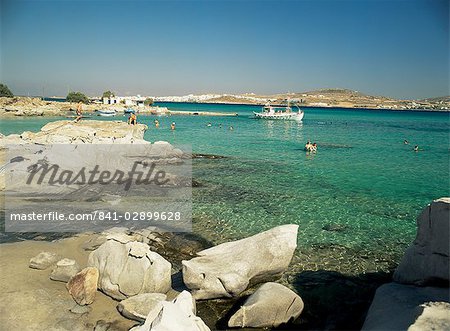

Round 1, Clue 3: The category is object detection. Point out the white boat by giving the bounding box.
[254,101,304,121]
[97,109,117,117]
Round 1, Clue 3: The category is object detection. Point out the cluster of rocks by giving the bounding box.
[362,198,450,330]
[28,224,304,330]
[0,120,149,144]
[0,97,65,116]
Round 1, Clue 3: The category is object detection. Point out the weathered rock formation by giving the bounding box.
[182,224,298,299]
[117,293,167,321]
[0,120,148,145]
[29,251,61,270]
[66,267,99,305]
[0,97,65,117]
[228,282,304,328]
[87,235,172,300]
[130,290,210,331]
[393,197,449,286]
[50,258,81,282]
[362,198,450,330]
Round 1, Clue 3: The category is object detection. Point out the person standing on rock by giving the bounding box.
[75,101,83,123]
[128,112,137,125]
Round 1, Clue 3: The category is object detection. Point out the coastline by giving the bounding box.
[2,97,448,119]
[157,101,450,113]
[0,119,448,330]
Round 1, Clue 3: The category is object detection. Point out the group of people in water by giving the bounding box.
[207,122,234,130]
[304,140,317,152]
[75,105,420,155]
[127,114,176,130]
[304,139,420,153]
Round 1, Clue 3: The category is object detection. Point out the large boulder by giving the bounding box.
[182,224,298,299]
[393,198,449,286]
[361,283,450,331]
[228,282,304,328]
[87,236,172,300]
[130,290,210,331]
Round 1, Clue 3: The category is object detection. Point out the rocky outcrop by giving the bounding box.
[50,258,81,282]
[0,120,148,145]
[66,267,99,305]
[0,97,64,117]
[29,251,61,270]
[87,236,172,300]
[393,198,449,286]
[228,282,304,328]
[131,291,210,331]
[362,198,450,331]
[361,283,450,330]
[0,97,167,117]
[182,224,298,299]
[117,293,167,321]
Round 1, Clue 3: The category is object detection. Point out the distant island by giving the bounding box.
[151,88,450,111]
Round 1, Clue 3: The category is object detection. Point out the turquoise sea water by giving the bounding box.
[1,103,449,275]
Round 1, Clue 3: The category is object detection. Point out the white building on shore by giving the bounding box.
[103,95,147,107]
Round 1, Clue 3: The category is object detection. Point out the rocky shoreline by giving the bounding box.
[0,199,448,330]
[0,120,448,330]
[1,95,449,118]
[0,97,164,118]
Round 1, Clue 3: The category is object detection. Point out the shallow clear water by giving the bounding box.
[1,104,449,274]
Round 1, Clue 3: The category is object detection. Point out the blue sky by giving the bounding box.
[1,0,448,99]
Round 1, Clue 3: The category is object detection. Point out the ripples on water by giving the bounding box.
[1,105,449,276]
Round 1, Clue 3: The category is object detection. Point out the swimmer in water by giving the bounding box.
[414,145,419,152]
[229,126,234,131]
[154,119,160,128]
[207,123,212,127]
[171,122,176,130]
[404,140,409,145]
[304,140,312,151]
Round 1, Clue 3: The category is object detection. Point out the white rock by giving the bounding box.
[88,238,171,300]
[50,258,81,282]
[131,291,210,331]
[182,224,298,299]
[228,282,304,328]
[29,251,61,270]
[1,120,149,145]
[394,197,449,285]
[117,293,167,321]
[408,302,450,331]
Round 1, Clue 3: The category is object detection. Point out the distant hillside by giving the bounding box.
[419,96,450,103]
[155,88,450,111]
